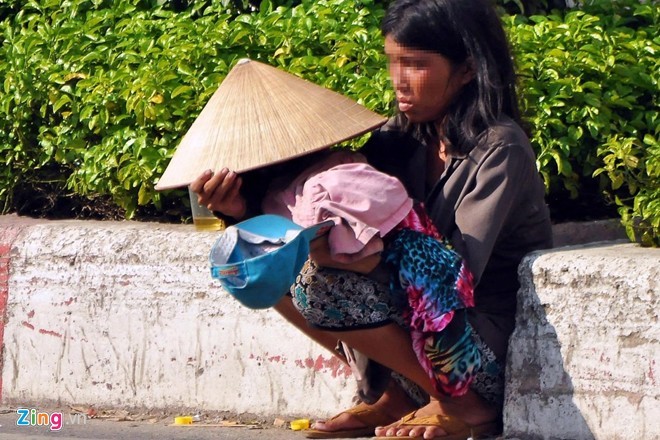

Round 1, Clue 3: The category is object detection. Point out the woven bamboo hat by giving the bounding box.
[155,58,387,190]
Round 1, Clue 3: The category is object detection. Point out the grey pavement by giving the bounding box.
[0,410,324,440]
[0,409,503,440]
[0,409,375,440]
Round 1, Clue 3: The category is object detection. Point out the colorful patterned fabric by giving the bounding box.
[291,259,404,330]
[383,203,480,397]
[290,259,503,405]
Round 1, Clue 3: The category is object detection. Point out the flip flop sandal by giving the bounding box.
[379,410,500,440]
[304,402,398,439]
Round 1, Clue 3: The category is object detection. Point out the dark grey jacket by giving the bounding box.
[363,117,553,360]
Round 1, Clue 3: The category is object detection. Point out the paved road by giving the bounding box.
[0,409,352,440]
[0,407,501,440]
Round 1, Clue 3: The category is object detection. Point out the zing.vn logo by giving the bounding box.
[16,408,88,431]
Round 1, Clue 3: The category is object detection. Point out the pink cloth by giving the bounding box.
[262,152,413,263]
[262,151,364,218]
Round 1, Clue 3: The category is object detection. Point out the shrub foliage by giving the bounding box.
[508,2,659,245]
[0,0,658,245]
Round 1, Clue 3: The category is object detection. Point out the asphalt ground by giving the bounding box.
[0,407,337,440]
[0,407,504,440]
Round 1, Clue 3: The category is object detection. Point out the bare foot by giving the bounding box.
[312,380,418,434]
[374,391,499,438]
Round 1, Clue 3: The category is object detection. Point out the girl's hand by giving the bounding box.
[189,168,247,220]
[309,235,381,274]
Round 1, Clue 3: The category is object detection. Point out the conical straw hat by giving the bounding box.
[155,58,387,190]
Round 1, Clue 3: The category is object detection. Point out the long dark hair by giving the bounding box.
[381,0,522,154]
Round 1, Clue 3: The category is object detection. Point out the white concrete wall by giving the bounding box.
[506,243,660,440]
[2,220,354,417]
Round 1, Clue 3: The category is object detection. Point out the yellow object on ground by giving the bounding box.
[290,419,310,431]
[174,416,194,425]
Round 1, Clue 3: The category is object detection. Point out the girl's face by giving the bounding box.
[384,36,473,125]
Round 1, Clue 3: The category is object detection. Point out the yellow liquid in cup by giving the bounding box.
[193,217,225,231]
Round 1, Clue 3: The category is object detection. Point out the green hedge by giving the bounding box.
[0,0,389,219]
[1,0,658,245]
[508,2,659,245]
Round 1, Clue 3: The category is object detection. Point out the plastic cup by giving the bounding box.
[188,187,224,231]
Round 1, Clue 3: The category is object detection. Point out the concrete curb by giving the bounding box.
[506,242,660,439]
[0,216,353,418]
[0,215,45,400]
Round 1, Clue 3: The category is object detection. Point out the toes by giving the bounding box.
[385,427,400,437]
[310,420,328,430]
[422,424,448,439]
[375,424,446,438]
[374,421,403,437]
[374,426,388,436]
[417,426,447,440]
[408,426,426,438]
[311,412,368,433]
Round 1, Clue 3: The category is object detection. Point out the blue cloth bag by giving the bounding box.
[209,214,332,309]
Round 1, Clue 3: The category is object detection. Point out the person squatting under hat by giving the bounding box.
[189,0,553,438]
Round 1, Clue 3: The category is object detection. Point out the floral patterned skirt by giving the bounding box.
[290,259,504,407]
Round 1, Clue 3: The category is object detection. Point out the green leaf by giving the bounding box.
[643,134,657,146]
[138,184,150,205]
[53,95,72,112]
[171,85,193,98]
[177,63,194,76]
